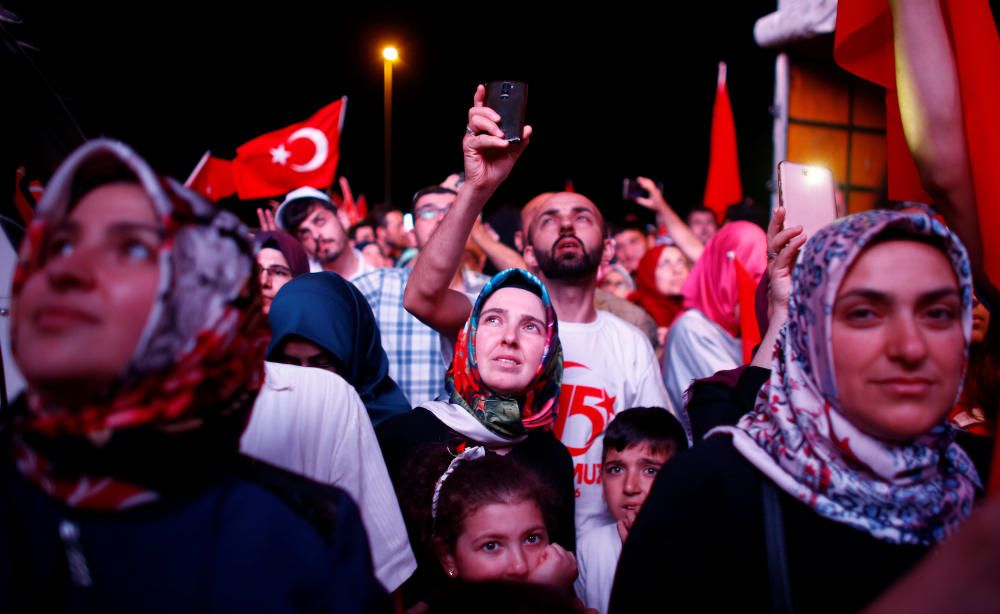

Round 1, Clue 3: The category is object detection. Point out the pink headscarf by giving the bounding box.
[680,221,767,337]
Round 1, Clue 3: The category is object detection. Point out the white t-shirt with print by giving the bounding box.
[574,522,623,614]
[554,310,679,539]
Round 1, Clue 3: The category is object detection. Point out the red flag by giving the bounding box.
[703,62,744,221]
[733,258,761,364]
[184,151,236,202]
[13,166,43,226]
[834,1,932,204]
[834,0,1000,287]
[232,98,347,200]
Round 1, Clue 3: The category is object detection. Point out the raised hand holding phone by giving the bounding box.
[463,84,532,198]
[777,161,837,239]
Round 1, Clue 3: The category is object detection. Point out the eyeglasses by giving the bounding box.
[256,264,293,279]
[415,205,450,220]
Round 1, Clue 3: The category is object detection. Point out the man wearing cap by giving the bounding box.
[273,186,447,408]
[274,187,378,280]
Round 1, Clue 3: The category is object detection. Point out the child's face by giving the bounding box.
[445,500,549,582]
[602,442,672,524]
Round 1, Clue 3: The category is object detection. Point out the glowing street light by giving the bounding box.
[383,46,399,204]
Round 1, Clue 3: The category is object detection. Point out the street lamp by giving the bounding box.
[382,46,399,205]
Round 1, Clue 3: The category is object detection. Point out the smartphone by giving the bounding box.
[485,81,528,143]
[622,178,664,201]
[402,212,414,233]
[777,161,837,238]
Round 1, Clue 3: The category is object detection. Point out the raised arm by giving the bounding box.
[470,217,527,271]
[404,85,532,338]
[751,206,805,369]
[889,0,998,304]
[633,176,705,262]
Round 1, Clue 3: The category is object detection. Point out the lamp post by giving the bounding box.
[382,46,399,205]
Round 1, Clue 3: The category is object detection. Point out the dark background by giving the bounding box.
[2,2,778,229]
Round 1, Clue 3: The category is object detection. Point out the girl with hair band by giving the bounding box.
[0,139,384,612]
[399,445,577,606]
[377,268,575,609]
[611,210,981,613]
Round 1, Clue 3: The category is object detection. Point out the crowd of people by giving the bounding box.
[2,5,999,612]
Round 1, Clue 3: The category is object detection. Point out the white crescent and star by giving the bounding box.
[267,128,329,173]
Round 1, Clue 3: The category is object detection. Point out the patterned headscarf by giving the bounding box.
[681,221,767,337]
[711,210,979,545]
[7,139,268,510]
[446,268,562,439]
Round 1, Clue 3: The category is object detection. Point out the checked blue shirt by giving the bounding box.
[352,267,448,408]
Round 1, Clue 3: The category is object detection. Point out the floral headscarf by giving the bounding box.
[7,139,268,510]
[446,268,562,439]
[711,210,979,545]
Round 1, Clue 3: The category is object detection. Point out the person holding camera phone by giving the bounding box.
[404,85,682,544]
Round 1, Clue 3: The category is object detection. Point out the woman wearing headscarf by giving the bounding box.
[662,221,767,413]
[628,244,691,348]
[266,271,411,426]
[0,139,384,612]
[610,211,981,613]
[376,268,575,609]
[253,229,310,315]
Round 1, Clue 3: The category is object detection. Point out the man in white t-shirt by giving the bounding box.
[520,192,682,536]
[402,86,686,541]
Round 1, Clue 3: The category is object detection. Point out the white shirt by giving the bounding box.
[662,308,742,418]
[240,362,416,592]
[574,522,623,614]
[554,310,679,539]
[307,248,377,280]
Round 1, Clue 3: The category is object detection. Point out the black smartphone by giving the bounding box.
[485,81,528,143]
[623,178,664,201]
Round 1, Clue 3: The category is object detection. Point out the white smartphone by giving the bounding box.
[777,161,837,238]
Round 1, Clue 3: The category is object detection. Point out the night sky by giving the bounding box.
[4,2,777,227]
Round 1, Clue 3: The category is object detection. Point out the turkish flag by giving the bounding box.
[703,62,744,221]
[184,151,236,202]
[232,98,347,200]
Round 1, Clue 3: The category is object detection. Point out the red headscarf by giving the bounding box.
[628,244,685,328]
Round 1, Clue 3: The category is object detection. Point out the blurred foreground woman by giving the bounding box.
[611,211,981,613]
[0,140,383,613]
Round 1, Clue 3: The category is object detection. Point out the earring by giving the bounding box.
[447,568,457,578]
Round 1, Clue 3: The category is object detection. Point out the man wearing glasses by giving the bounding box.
[405,185,491,298]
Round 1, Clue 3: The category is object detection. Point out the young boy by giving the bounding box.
[574,407,688,613]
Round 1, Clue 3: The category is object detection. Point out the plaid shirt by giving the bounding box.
[352,267,448,407]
